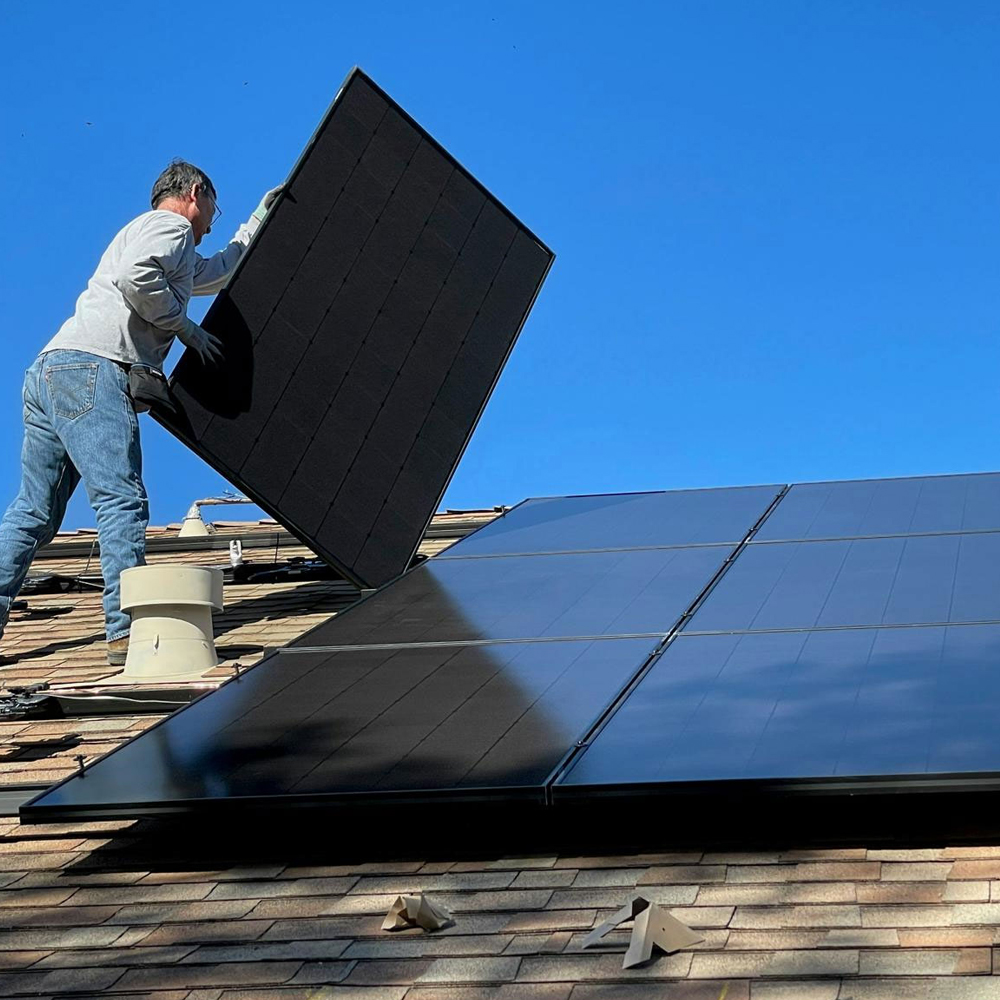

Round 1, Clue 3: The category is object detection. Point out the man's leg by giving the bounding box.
[41,352,148,642]
[0,357,81,641]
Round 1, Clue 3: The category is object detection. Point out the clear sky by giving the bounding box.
[1,1,998,531]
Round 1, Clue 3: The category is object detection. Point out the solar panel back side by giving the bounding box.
[157,69,553,587]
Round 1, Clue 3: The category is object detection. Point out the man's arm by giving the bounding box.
[112,215,192,334]
[192,185,284,296]
[113,213,223,365]
[190,224,253,296]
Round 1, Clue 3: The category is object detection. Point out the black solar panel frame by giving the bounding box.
[155,67,554,589]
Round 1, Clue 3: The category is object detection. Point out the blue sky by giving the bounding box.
[1,1,998,530]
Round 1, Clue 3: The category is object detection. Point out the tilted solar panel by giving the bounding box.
[157,69,553,588]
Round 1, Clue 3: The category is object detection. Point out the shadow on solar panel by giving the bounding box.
[21,489,777,820]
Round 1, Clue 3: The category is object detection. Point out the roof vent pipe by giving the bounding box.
[119,566,224,681]
[178,502,213,537]
[177,493,256,537]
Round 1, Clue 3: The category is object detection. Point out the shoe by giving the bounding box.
[107,636,129,666]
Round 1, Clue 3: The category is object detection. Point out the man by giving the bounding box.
[0,160,280,666]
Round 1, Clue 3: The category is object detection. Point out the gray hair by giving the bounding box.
[150,159,216,208]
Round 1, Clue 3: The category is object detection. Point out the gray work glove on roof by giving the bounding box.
[178,317,223,364]
[247,184,285,236]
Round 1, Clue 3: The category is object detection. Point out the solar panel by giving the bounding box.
[22,638,657,816]
[557,624,1000,790]
[157,69,553,588]
[755,473,1000,541]
[686,533,1000,632]
[288,545,738,647]
[438,486,782,556]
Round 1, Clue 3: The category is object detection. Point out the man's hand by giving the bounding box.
[178,318,223,364]
[248,184,285,234]
[256,184,284,218]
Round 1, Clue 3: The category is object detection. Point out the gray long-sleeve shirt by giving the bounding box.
[44,210,252,368]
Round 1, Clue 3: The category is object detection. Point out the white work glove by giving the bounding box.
[178,318,223,365]
[247,184,284,236]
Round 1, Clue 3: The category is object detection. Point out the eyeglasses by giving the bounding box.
[196,184,222,227]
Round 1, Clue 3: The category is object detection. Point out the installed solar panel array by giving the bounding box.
[558,474,1000,796]
[23,485,781,817]
[24,474,1000,822]
[158,69,553,588]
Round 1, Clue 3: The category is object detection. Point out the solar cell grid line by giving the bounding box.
[682,532,1000,634]
[157,68,554,588]
[753,472,1000,542]
[21,637,659,818]
[555,623,1000,793]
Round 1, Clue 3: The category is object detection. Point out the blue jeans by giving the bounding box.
[0,350,148,642]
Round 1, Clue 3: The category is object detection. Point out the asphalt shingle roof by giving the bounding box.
[3,510,1000,998]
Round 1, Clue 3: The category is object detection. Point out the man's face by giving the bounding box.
[191,183,217,245]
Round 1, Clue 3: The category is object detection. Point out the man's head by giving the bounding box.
[150,160,218,245]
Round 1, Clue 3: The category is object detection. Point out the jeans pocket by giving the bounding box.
[45,362,99,420]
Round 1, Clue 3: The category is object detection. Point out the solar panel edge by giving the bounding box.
[549,771,1000,802]
[21,784,551,823]
[403,248,555,570]
[144,423,374,587]
[17,646,288,822]
[353,70,555,261]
